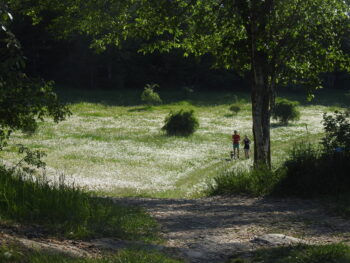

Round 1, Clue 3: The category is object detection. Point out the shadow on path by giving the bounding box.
[113,196,350,263]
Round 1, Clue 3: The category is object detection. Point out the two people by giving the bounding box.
[231,130,250,159]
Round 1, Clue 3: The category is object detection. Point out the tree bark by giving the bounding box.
[251,54,271,168]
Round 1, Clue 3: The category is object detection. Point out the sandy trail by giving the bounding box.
[114,196,350,262]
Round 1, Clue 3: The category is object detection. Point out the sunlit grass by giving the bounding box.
[1,89,347,198]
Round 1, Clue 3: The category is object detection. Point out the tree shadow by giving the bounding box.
[271,123,286,128]
[128,106,151,112]
[114,196,350,241]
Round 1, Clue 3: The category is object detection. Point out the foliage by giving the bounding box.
[0,3,70,150]
[321,111,350,153]
[208,166,281,197]
[272,112,350,197]
[228,244,350,263]
[141,83,162,106]
[274,142,350,197]
[272,98,300,125]
[0,165,159,241]
[162,109,199,136]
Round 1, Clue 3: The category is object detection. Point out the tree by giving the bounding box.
[11,0,350,167]
[0,2,69,152]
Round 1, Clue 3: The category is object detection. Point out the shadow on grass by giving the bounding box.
[227,243,350,263]
[56,87,349,109]
[55,88,252,107]
[270,123,286,128]
[128,106,152,112]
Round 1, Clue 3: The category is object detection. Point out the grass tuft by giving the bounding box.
[208,166,281,197]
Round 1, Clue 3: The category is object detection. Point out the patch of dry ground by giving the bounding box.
[114,196,350,262]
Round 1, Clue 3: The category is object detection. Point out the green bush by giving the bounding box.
[0,166,158,241]
[273,142,350,197]
[229,104,241,115]
[273,112,350,197]
[141,84,162,106]
[321,111,350,153]
[208,166,281,197]
[162,109,199,136]
[272,98,300,125]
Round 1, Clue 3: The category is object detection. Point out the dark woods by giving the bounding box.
[11,13,350,91]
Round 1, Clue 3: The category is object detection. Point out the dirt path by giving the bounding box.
[1,196,349,262]
[113,196,350,263]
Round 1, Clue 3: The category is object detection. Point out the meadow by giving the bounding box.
[1,88,348,198]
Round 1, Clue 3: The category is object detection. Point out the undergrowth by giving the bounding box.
[0,165,158,241]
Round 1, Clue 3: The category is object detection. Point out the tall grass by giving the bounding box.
[274,143,350,197]
[208,166,281,196]
[0,166,158,241]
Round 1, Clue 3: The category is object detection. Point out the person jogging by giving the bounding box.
[232,130,240,159]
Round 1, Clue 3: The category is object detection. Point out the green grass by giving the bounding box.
[1,88,348,198]
[207,166,282,197]
[0,166,159,241]
[228,243,350,263]
[0,242,182,263]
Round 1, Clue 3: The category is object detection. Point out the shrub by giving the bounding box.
[208,166,282,196]
[272,98,300,125]
[141,83,162,106]
[321,111,350,153]
[273,142,350,197]
[162,109,199,136]
[229,104,241,115]
[272,112,350,197]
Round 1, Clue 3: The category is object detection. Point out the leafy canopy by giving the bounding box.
[12,0,350,92]
[0,2,70,150]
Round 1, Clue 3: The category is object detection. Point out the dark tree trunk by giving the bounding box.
[251,54,271,168]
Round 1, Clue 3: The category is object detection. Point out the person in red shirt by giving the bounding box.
[232,130,240,159]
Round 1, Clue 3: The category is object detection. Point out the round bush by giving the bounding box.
[162,109,199,136]
[272,98,300,125]
[141,84,162,105]
[229,104,241,115]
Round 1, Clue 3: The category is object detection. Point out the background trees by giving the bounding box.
[0,2,69,150]
[6,0,350,166]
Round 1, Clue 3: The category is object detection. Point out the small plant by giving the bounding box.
[228,95,242,115]
[208,166,281,197]
[229,104,241,115]
[141,83,162,106]
[272,98,300,125]
[162,109,199,136]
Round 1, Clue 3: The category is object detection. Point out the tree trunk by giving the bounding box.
[251,56,271,168]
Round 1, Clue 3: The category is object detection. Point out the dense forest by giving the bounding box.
[10,7,350,91]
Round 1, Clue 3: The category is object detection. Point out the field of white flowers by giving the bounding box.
[1,89,348,198]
